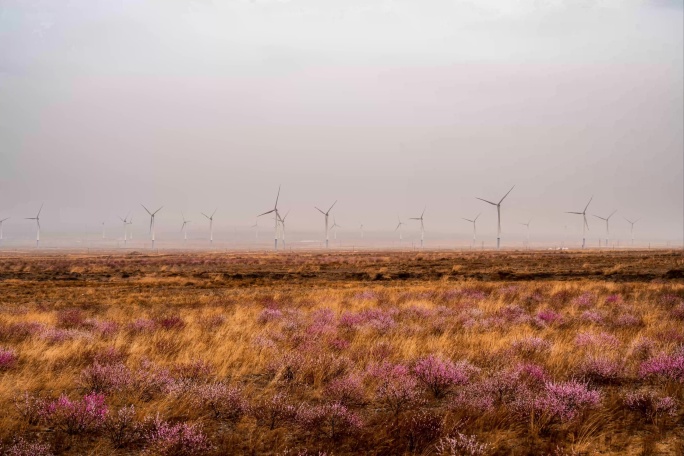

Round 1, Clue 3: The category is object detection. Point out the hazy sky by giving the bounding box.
[0,0,682,244]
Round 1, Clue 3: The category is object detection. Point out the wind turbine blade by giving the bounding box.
[593,215,606,220]
[584,215,589,231]
[327,200,337,213]
[141,204,152,215]
[315,207,326,215]
[118,216,125,222]
[421,206,426,218]
[409,218,420,220]
[566,212,582,215]
[202,213,210,219]
[583,196,593,213]
[474,213,481,221]
[634,218,640,224]
[258,209,275,217]
[211,208,217,218]
[37,203,43,217]
[274,185,281,208]
[608,210,617,219]
[476,197,497,206]
[153,206,163,215]
[395,223,401,231]
[498,185,515,204]
[283,210,290,221]
[462,218,474,222]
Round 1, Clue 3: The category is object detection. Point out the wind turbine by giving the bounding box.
[315,200,337,249]
[519,219,531,249]
[409,207,426,248]
[202,209,217,244]
[476,185,514,250]
[395,216,405,241]
[118,213,130,246]
[360,223,364,239]
[331,216,341,241]
[101,221,106,239]
[141,204,163,249]
[251,220,259,239]
[566,196,592,249]
[462,213,480,249]
[181,213,190,243]
[624,217,640,246]
[258,185,281,250]
[279,210,290,247]
[593,210,616,248]
[127,216,134,240]
[0,217,8,246]
[25,204,43,248]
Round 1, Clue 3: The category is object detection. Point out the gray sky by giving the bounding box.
[0,0,682,245]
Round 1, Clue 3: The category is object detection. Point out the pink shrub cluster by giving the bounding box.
[535,309,563,326]
[143,414,212,456]
[413,355,472,398]
[435,432,491,456]
[258,308,284,323]
[155,315,185,331]
[127,318,156,333]
[191,382,248,422]
[0,347,18,370]
[638,353,684,383]
[295,402,362,439]
[624,390,678,423]
[573,292,595,308]
[577,356,622,384]
[324,373,366,406]
[512,380,601,427]
[574,331,620,351]
[41,393,108,435]
[79,362,133,393]
[2,438,53,456]
[369,362,421,415]
[510,337,552,357]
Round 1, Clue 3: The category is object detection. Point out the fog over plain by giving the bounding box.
[0,0,682,247]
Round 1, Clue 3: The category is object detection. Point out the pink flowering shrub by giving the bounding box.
[573,292,595,309]
[435,433,491,456]
[399,410,443,453]
[580,310,604,325]
[171,359,213,382]
[324,373,366,406]
[369,362,421,415]
[13,392,46,426]
[156,315,185,331]
[191,382,248,422]
[258,308,283,324]
[638,353,684,383]
[574,332,620,351]
[104,405,141,448]
[56,308,86,328]
[510,337,552,357]
[84,318,119,337]
[604,294,622,304]
[127,318,156,333]
[253,392,297,430]
[413,355,472,398]
[295,402,362,440]
[80,362,133,393]
[535,309,563,326]
[0,347,18,370]
[624,390,678,423]
[577,356,622,384]
[41,392,108,435]
[2,438,53,456]
[143,415,212,456]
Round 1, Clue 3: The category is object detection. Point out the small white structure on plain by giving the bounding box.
[315,200,337,249]
[519,218,532,249]
[566,196,593,249]
[462,213,480,249]
[331,216,341,240]
[624,217,640,246]
[593,210,616,247]
[278,210,290,247]
[258,185,281,251]
[25,203,43,248]
[141,204,163,249]
[0,217,9,245]
[181,213,191,243]
[395,216,405,241]
[476,185,515,250]
[202,209,217,244]
[409,206,426,248]
[118,213,130,246]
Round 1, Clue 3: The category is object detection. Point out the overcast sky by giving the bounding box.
[0,0,682,245]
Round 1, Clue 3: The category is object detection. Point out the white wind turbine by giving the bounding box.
[360,223,364,239]
[258,185,281,250]
[202,209,217,244]
[409,207,426,248]
[25,204,43,248]
[118,213,130,246]
[101,221,106,239]
[476,185,515,250]
[251,220,259,239]
[141,204,163,249]
[566,196,592,249]
[519,219,532,249]
[181,213,190,243]
[315,200,337,249]
[462,213,480,249]
[127,216,134,240]
[0,217,9,246]
[331,216,341,240]
[279,210,290,247]
[395,216,405,241]
[624,217,640,246]
[593,210,616,247]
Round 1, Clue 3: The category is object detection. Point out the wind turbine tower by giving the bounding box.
[315,201,337,249]
[624,217,640,247]
[181,213,190,243]
[360,223,364,239]
[462,213,480,250]
[25,204,43,248]
[141,204,163,249]
[331,217,341,240]
[258,186,281,251]
[520,219,531,249]
[395,216,405,241]
[476,186,515,250]
[566,197,592,249]
[118,213,130,246]
[0,217,8,246]
[101,222,106,239]
[202,209,217,244]
[409,207,426,248]
[279,210,290,247]
[593,210,616,247]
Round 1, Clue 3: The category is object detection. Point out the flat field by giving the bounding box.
[0,250,683,455]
